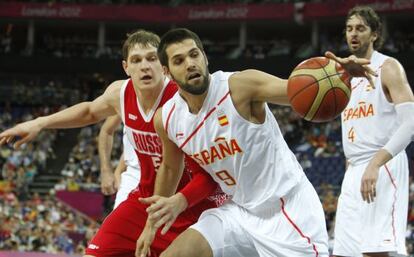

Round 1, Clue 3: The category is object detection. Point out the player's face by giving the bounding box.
[165,39,209,95]
[123,44,164,90]
[346,15,377,57]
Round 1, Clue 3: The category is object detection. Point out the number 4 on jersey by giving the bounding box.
[348,127,355,142]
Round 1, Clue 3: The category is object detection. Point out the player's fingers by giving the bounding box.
[13,137,28,149]
[364,65,377,77]
[361,180,369,202]
[324,51,341,62]
[0,137,7,145]
[354,57,370,66]
[161,220,174,235]
[146,201,165,215]
[139,195,159,205]
[153,213,171,229]
[365,73,375,89]
[372,183,376,199]
[6,135,14,144]
[148,203,169,220]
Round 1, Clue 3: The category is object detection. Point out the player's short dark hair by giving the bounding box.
[122,30,160,61]
[158,28,205,68]
[346,6,384,49]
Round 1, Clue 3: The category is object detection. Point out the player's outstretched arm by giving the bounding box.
[229,69,290,106]
[0,80,121,149]
[361,58,414,203]
[98,115,122,195]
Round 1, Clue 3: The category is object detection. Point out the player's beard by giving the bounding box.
[349,40,370,58]
[173,68,210,95]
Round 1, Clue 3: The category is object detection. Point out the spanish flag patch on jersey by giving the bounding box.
[218,114,229,126]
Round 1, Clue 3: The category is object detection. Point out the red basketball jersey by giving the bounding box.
[120,78,221,216]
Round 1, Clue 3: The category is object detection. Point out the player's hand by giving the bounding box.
[139,193,188,235]
[360,163,380,203]
[100,167,117,195]
[0,119,44,149]
[135,220,157,257]
[325,51,377,88]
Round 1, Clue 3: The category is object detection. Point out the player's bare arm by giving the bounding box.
[99,115,122,195]
[114,153,127,189]
[0,80,123,149]
[361,58,414,203]
[136,108,187,257]
[229,69,290,106]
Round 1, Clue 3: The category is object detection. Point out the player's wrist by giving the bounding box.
[35,116,48,130]
[173,193,188,213]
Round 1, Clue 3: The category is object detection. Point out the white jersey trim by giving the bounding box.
[119,79,130,125]
[137,77,170,123]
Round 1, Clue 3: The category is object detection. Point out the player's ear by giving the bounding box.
[163,66,170,77]
[371,31,378,43]
[122,60,129,76]
[203,51,209,66]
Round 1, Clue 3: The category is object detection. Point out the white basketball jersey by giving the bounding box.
[162,71,304,213]
[342,51,399,165]
[122,127,140,170]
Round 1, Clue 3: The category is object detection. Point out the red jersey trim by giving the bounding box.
[384,164,397,244]
[179,91,230,150]
[165,103,176,137]
[280,198,319,257]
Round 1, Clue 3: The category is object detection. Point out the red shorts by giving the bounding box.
[85,191,197,257]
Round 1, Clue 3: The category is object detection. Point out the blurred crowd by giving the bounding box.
[0,107,58,200]
[0,191,99,254]
[56,123,123,192]
[2,30,413,61]
[2,0,318,5]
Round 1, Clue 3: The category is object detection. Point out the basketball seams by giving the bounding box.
[301,60,337,120]
[319,59,338,119]
[288,57,351,122]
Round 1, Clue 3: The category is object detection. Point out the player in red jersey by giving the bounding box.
[0,30,223,257]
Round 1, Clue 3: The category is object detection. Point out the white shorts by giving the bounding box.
[113,166,140,209]
[333,151,409,256]
[190,179,329,257]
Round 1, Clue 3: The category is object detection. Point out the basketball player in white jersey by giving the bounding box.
[333,6,414,257]
[135,28,376,257]
[99,115,141,208]
[0,30,222,257]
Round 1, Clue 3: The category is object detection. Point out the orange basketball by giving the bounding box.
[287,57,352,122]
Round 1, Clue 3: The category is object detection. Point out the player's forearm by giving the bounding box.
[382,102,414,157]
[37,102,102,129]
[114,155,127,176]
[179,169,217,208]
[98,131,114,171]
[153,164,183,197]
[368,149,392,169]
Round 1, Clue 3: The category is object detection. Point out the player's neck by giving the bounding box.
[134,84,163,115]
[179,90,208,115]
[358,47,375,60]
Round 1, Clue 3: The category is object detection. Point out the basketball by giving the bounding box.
[287,57,352,122]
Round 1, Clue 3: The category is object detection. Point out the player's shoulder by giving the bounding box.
[382,57,402,71]
[105,79,127,94]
